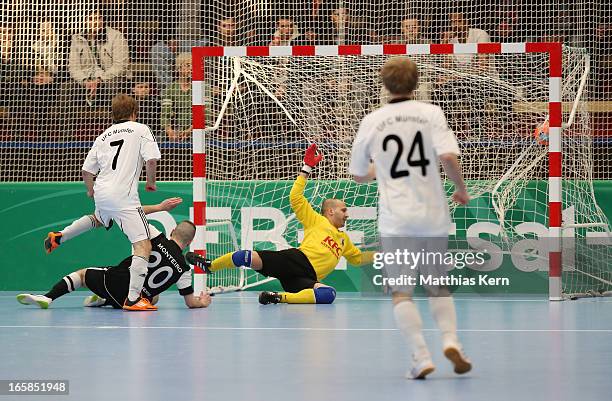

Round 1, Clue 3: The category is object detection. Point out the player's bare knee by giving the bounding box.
[392,292,413,305]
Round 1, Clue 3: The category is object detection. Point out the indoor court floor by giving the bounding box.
[1,292,611,401]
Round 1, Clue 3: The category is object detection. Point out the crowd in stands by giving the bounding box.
[0,1,610,142]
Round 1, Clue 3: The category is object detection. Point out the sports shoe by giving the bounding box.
[83,294,106,307]
[443,345,472,374]
[44,232,62,254]
[16,294,52,309]
[185,252,213,274]
[258,291,282,305]
[123,296,158,311]
[407,354,436,379]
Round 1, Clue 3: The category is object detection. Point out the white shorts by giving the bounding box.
[95,207,151,244]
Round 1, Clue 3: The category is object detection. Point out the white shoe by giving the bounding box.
[83,294,106,307]
[16,294,52,309]
[407,355,436,379]
[443,344,472,374]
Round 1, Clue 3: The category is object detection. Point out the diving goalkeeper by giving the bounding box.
[194,144,373,305]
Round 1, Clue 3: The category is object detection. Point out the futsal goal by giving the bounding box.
[191,43,611,300]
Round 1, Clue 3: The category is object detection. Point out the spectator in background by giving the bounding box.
[132,70,161,137]
[294,0,334,45]
[22,18,64,137]
[441,12,494,74]
[381,18,431,103]
[490,12,530,86]
[269,17,300,46]
[330,7,369,45]
[161,52,193,142]
[434,12,496,134]
[68,9,130,107]
[491,12,522,43]
[32,19,62,76]
[0,22,23,138]
[149,6,207,94]
[0,23,22,106]
[207,15,241,100]
[151,36,194,93]
[398,17,427,44]
[212,16,239,46]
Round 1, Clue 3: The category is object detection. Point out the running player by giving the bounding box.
[192,144,373,305]
[46,94,161,311]
[18,219,211,310]
[349,57,472,379]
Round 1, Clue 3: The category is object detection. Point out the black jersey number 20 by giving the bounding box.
[110,139,124,170]
[382,132,430,178]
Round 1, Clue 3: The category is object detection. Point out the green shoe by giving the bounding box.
[16,294,52,309]
[83,294,106,307]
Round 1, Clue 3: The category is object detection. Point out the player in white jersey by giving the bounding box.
[349,57,472,379]
[45,94,161,311]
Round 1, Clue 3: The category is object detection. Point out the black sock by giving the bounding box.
[45,272,82,300]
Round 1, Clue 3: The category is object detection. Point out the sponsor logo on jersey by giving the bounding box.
[321,235,342,258]
[101,127,134,142]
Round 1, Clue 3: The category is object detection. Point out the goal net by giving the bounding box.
[194,44,612,299]
[0,0,610,299]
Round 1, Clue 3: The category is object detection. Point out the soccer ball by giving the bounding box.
[534,120,549,145]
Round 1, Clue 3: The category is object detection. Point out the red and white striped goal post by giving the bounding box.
[191,42,563,300]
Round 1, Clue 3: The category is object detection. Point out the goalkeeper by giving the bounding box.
[196,144,373,305]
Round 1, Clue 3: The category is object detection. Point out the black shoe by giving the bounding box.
[185,252,213,274]
[259,291,282,305]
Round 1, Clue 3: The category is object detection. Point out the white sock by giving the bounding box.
[428,297,459,347]
[64,272,83,291]
[393,300,430,360]
[61,215,97,242]
[127,256,149,302]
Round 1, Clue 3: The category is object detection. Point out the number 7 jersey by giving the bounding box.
[82,120,161,210]
[349,99,460,236]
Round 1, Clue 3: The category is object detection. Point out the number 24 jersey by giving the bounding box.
[349,99,460,236]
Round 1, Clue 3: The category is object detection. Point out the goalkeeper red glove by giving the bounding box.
[302,143,323,174]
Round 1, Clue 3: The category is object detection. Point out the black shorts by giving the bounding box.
[257,248,318,293]
[84,266,130,308]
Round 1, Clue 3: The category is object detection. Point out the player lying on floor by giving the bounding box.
[190,144,373,305]
[18,200,211,310]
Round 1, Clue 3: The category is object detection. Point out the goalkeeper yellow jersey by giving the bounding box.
[290,175,372,280]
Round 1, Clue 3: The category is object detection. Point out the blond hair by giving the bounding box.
[112,94,138,121]
[380,57,418,95]
[176,52,192,70]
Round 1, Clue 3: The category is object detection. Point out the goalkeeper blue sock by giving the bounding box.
[211,250,251,272]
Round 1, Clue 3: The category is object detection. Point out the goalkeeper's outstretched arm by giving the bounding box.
[289,144,324,228]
